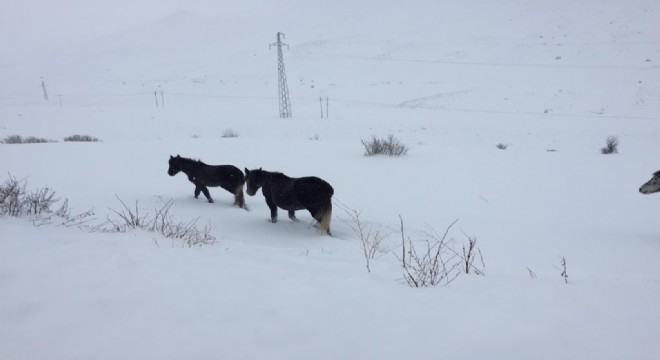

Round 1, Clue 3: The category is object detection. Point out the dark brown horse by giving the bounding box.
[168,155,245,208]
[244,168,333,235]
[639,170,660,194]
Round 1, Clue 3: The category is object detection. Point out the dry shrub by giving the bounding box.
[63,134,99,142]
[362,134,409,156]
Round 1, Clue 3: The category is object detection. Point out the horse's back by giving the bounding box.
[293,176,334,200]
[212,165,244,179]
[205,164,245,188]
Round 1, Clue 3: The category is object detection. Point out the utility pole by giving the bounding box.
[270,32,292,118]
[40,77,49,101]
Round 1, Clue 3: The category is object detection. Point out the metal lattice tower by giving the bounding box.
[270,32,292,118]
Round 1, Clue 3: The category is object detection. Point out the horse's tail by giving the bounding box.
[234,183,246,208]
[318,198,332,236]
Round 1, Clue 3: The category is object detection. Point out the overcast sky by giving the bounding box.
[0,0,290,57]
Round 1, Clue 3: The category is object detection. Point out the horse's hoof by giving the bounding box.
[208,200,214,203]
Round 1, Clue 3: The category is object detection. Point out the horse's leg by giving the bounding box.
[194,186,202,199]
[200,186,213,203]
[288,210,298,221]
[265,196,278,223]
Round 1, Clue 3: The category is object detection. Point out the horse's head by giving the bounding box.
[639,170,660,194]
[168,155,182,176]
[244,168,265,196]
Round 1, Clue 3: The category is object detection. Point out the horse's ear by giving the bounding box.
[244,168,249,175]
[259,167,262,171]
[170,155,173,159]
[176,154,181,158]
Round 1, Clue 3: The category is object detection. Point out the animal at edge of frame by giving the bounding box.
[639,170,660,195]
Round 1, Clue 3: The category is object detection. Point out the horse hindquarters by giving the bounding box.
[316,198,332,236]
[294,177,334,235]
[298,196,332,235]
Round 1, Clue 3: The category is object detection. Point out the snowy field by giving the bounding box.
[1,0,660,359]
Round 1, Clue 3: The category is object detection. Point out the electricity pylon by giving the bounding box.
[270,32,292,118]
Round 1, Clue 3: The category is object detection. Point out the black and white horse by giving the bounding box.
[639,171,660,194]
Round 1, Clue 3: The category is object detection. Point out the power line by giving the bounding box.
[168,92,276,100]
[301,52,656,70]
[1,90,657,121]
[320,39,660,48]
[328,97,660,120]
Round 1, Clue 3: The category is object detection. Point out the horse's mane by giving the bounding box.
[176,156,207,166]
[263,170,285,176]
[258,169,288,180]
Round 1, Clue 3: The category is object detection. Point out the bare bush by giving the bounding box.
[1,135,24,144]
[146,199,215,246]
[398,217,462,287]
[496,143,508,150]
[221,128,239,138]
[601,136,619,154]
[527,267,537,279]
[361,134,409,156]
[1,135,55,144]
[461,232,485,275]
[107,197,146,230]
[23,186,58,215]
[397,217,485,287]
[63,134,99,142]
[105,196,216,247]
[555,256,568,284]
[0,174,26,216]
[0,175,56,216]
[55,199,95,227]
[342,206,387,273]
[0,175,212,246]
[24,137,53,144]
[0,174,94,226]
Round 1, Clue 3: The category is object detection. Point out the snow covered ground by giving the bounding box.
[1,0,660,359]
